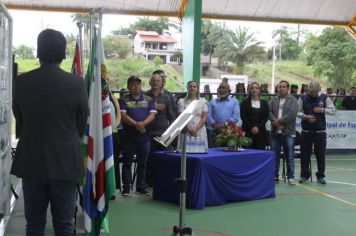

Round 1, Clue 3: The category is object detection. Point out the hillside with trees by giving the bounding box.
[13,17,356,92]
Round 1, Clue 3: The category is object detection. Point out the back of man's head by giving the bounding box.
[37,29,66,64]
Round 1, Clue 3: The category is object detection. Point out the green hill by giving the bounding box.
[15,58,327,92]
[245,60,324,88]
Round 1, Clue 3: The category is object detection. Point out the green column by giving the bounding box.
[182,0,202,88]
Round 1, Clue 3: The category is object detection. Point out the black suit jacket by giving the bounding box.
[11,64,88,180]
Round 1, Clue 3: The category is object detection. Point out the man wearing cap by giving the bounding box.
[120,76,156,196]
[11,29,88,235]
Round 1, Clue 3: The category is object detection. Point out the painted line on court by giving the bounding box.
[326,180,356,186]
[327,159,356,161]
[327,165,356,171]
[277,191,356,196]
[297,184,356,207]
[161,228,231,236]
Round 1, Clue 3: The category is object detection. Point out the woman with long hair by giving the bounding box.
[240,82,269,149]
[177,81,209,151]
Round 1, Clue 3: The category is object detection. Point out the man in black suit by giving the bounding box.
[11,29,88,235]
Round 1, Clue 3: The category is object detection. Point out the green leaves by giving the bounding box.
[305,27,356,88]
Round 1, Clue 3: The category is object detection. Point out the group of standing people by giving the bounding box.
[11,28,339,236]
[207,79,336,186]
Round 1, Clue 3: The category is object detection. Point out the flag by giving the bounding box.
[84,32,97,95]
[83,24,116,235]
[71,40,83,77]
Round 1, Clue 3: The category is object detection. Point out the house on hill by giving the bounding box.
[133,30,180,64]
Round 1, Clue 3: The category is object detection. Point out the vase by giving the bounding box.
[227,143,240,151]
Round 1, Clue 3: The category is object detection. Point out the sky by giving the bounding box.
[9,9,326,50]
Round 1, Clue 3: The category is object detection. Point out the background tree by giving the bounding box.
[215,26,265,74]
[305,27,356,88]
[14,45,34,59]
[103,35,132,59]
[201,20,225,65]
[111,26,135,36]
[153,56,164,66]
[112,17,179,37]
[71,13,99,58]
[272,26,289,61]
[66,34,77,58]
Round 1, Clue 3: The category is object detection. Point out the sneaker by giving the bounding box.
[317,177,326,184]
[136,188,150,196]
[274,177,280,183]
[288,178,296,185]
[121,188,130,196]
[299,177,309,184]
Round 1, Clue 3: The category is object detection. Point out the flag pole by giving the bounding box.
[89,8,95,59]
[77,22,84,77]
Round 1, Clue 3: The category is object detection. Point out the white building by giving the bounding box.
[133,30,179,64]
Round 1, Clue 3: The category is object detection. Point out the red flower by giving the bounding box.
[223,130,229,135]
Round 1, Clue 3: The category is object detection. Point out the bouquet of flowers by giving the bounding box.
[215,124,252,150]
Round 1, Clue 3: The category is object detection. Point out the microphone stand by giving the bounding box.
[172,127,194,236]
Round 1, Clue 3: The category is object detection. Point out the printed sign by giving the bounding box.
[296,111,356,149]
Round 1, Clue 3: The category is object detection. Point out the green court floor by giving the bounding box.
[4,154,356,236]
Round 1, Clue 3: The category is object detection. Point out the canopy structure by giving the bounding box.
[3,0,356,26]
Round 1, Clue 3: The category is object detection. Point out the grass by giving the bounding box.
[15,57,329,93]
[244,60,329,89]
[16,57,184,92]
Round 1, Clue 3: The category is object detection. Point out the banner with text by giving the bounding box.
[296,111,356,149]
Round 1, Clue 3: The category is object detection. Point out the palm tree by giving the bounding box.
[71,13,99,58]
[201,20,225,65]
[215,26,265,74]
[272,26,289,60]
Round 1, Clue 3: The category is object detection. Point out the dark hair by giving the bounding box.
[336,88,344,95]
[152,69,164,75]
[37,29,66,63]
[291,84,298,89]
[127,76,141,87]
[279,80,290,88]
[301,84,308,94]
[236,83,246,93]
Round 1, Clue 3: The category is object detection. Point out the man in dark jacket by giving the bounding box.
[298,81,336,184]
[145,73,175,186]
[11,29,88,235]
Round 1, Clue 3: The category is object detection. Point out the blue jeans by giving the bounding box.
[270,134,295,179]
[122,140,150,190]
[22,178,77,236]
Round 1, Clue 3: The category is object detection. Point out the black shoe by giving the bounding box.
[317,177,326,184]
[299,177,309,184]
[110,195,116,200]
[274,177,280,183]
[136,188,151,196]
[121,188,130,196]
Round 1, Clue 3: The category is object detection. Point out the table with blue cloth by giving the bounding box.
[152,148,275,209]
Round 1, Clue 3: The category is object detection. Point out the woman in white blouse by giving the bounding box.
[177,80,209,150]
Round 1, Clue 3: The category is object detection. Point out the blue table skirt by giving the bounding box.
[152,148,276,209]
